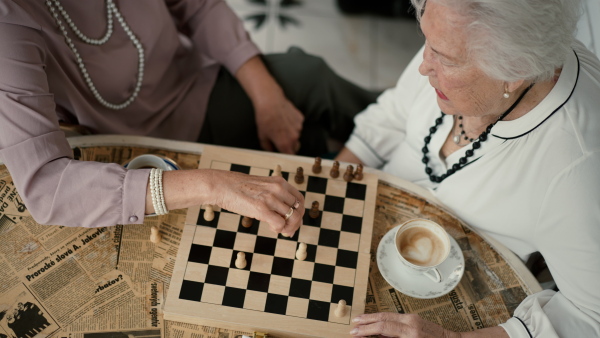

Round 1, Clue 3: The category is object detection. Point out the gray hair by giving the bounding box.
[410,0,581,83]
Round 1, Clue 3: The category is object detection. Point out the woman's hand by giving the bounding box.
[254,95,304,154]
[350,313,460,338]
[207,170,304,236]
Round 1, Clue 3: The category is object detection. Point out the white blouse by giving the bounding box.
[346,41,600,337]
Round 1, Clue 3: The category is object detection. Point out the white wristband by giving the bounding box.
[150,168,168,215]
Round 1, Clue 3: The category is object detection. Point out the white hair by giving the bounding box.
[411,0,582,83]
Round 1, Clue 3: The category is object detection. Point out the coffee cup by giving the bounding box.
[394,219,450,283]
[125,154,179,171]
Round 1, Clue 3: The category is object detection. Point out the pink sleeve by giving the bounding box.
[166,0,261,74]
[0,19,148,227]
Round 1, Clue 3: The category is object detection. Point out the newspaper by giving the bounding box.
[0,145,535,338]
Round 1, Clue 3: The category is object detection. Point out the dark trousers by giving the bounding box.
[198,47,380,157]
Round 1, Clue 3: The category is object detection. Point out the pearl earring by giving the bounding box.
[503,92,510,99]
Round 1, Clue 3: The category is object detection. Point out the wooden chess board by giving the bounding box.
[164,146,377,337]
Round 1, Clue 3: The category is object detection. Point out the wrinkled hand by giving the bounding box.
[208,170,304,236]
[254,95,304,154]
[350,313,460,338]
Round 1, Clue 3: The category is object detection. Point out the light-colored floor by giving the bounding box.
[227,0,425,90]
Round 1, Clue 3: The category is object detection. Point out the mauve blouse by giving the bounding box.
[0,0,260,227]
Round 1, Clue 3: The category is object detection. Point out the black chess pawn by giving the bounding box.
[312,157,322,174]
[309,201,320,219]
[295,167,304,184]
[343,165,354,182]
[330,161,340,178]
[354,164,364,181]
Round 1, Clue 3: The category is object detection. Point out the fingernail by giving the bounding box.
[349,328,358,335]
[352,315,363,323]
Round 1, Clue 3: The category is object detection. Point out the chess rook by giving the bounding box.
[312,157,322,174]
[204,205,215,221]
[235,252,247,269]
[150,226,161,244]
[296,242,307,261]
[295,167,304,184]
[309,201,320,219]
[343,165,354,182]
[334,299,347,318]
[272,164,282,177]
[354,164,364,181]
[330,161,340,178]
[241,216,253,228]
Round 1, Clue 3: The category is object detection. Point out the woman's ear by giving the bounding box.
[506,79,526,94]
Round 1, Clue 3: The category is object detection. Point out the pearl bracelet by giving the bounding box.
[150,168,168,215]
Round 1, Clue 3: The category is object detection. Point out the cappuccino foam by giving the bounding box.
[398,227,446,266]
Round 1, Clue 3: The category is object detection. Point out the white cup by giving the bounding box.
[125,154,179,171]
[394,219,451,283]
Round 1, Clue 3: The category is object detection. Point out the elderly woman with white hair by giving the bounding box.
[339,0,600,337]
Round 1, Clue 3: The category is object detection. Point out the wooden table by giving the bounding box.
[0,135,541,337]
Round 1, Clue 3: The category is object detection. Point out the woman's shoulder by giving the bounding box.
[0,0,43,31]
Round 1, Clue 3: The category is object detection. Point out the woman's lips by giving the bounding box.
[435,88,449,101]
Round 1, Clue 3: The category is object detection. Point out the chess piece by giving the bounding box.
[334,299,347,317]
[150,226,161,244]
[309,201,320,219]
[343,165,354,182]
[354,163,364,181]
[295,167,304,184]
[241,216,253,228]
[312,157,322,174]
[235,252,247,269]
[272,164,282,177]
[330,161,340,178]
[204,205,215,221]
[296,242,307,261]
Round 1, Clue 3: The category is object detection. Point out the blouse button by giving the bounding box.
[129,216,138,223]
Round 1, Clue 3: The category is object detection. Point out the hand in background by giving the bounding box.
[254,94,304,154]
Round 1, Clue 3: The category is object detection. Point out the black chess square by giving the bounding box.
[346,182,367,200]
[254,236,277,255]
[306,176,327,194]
[265,293,288,315]
[223,287,246,308]
[302,207,322,227]
[230,164,251,174]
[229,252,253,270]
[197,209,220,227]
[307,299,330,322]
[271,257,294,277]
[336,249,358,269]
[247,272,271,292]
[213,230,237,249]
[341,215,363,234]
[289,278,312,299]
[313,263,335,284]
[302,243,318,262]
[318,228,340,248]
[238,218,260,234]
[188,244,211,264]
[323,195,345,213]
[331,284,354,306]
[205,265,229,285]
[179,280,203,301]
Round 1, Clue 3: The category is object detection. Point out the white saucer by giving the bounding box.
[377,225,465,299]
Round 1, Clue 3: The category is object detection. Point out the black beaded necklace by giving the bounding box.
[422,84,534,183]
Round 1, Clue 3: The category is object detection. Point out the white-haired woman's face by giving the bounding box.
[418,1,506,118]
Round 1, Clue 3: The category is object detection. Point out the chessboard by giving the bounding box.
[164,146,377,337]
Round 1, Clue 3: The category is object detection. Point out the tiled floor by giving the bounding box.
[227,0,425,90]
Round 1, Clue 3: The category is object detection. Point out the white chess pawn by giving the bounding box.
[204,205,215,221]
[150,226,161,244]
[272,164,282,177]
[235,252,247,269]
[296,242,307,261]
[334,299,347,318]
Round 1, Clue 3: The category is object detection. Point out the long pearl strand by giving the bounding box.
[46,0,145,110]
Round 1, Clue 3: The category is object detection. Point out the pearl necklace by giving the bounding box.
[46,0,145,110]
[422,83,534,183]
